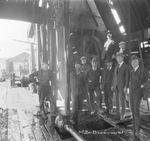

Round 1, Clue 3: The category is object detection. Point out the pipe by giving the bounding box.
[64,124,86,141]
[55,115,86,141]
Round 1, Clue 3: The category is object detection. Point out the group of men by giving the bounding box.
[29,30,149,138]
[71,30,149,138]
[103,31,149,138]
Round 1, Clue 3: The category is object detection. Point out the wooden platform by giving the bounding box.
[0,80,150,141]
[97,111,132,126]
[0,80,60,141]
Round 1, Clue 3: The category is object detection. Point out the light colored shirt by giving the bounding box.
[119,61,124,68]
[92,67,97,71]
[134,65,139,72]
[119,48,125,53]
[104,38,114,51]
[107,67,112,70]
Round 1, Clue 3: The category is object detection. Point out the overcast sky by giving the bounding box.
[0,19,31,58]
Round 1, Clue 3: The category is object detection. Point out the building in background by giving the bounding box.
[0,58,7,77]
[6,52,30,77]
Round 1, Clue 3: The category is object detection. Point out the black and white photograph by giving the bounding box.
[0,0,150,141]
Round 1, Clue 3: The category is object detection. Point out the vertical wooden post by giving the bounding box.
[80,14,83,56]
[46,1,52,69]
[37,24,41,70]
[128,1,136,139]
[40,2,48,63]
[138,39,144,68]
[42,23,47,62]
[64,0,71,116]
[49,0,58,112]
[31,43,35,71]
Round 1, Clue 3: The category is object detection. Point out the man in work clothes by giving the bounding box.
[80,56,91,109]
[86,57,102,114]
[29,62,55,117]
[101,58,114,115]
[72,64,85,124]
[112,52,130,120]
[80,56,91,73]
[130,55,149,137]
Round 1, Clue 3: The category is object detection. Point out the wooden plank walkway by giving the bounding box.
[0,80,58,141]
[0,80,150,141]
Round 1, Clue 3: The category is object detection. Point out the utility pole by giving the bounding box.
[31,43,35,71]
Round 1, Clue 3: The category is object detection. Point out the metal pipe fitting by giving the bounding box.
[55,115,86,141]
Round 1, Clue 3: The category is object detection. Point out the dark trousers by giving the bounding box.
[72,88,84,123]
[84,84,90,109]
[104,85,113,112]
[31,83,37,93]
[130,88,143,131]
[116,86,126,116]
[38,85,55,113]
[88,86,102,112]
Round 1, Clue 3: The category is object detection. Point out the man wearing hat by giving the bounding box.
[130,55,149,137]
[86,57,102,114]
[101,30,117,62]
[80,56,91,72]
[29,62,56,118]
[118,41,129,64]
[118,41,126,53]
[72,63,85,124]
[112,52,130,120]
[80,56,91,109]
[101,58,114,115]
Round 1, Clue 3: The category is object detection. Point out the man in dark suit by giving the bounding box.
[29,62,55,117]
[86,57,102,114]
[130,55,149,137]
[101,58,114,115]
[101,30,117,62]
[117,41,130,108]
[112,52,130,120]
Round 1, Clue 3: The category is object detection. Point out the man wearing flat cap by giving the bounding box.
[86,57,102,114]
[29,62,56,118]
[101,30,117,63]
[117,41,129,64]
[101,58,114,115]
[72,63,85,124]
[80,56,91,109]
[80,56,91,72]
[118,41,126,51]
[112,52,130,120]
[130,55,149,137]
